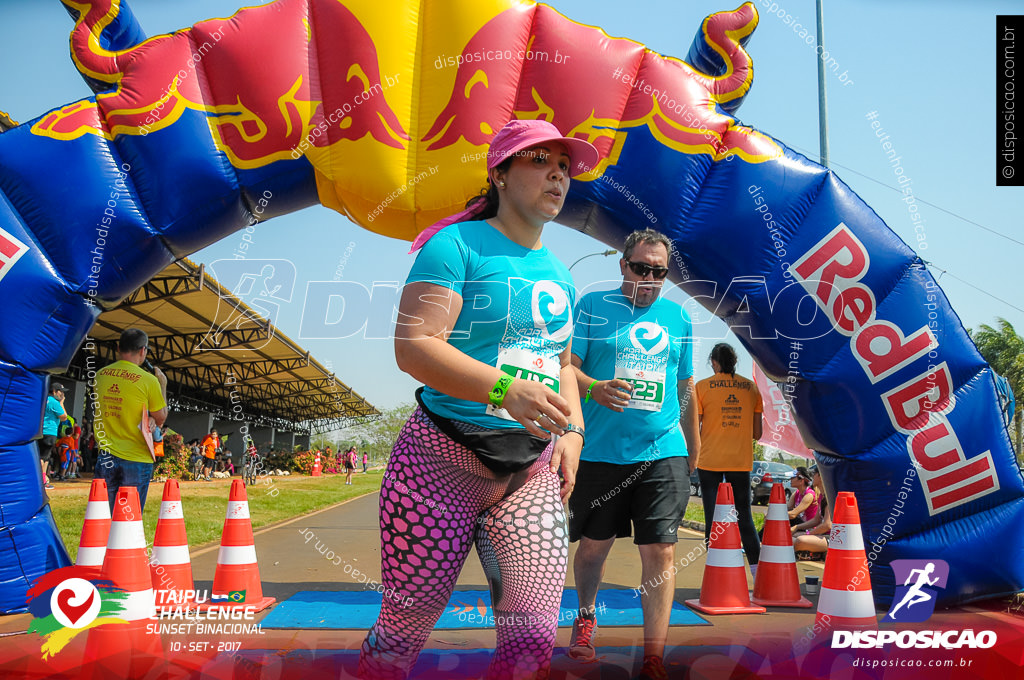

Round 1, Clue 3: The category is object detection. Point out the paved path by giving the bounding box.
[189,491,832,666]
[4,487,1018,678]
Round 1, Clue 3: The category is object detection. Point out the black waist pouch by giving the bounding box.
[415,388,549,475]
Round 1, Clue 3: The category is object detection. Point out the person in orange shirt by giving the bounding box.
[67,424,83,479]
[695,343,764,578]
[200,428,220,481]
[55,421,75,482]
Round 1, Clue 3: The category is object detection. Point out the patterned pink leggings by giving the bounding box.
[358,409,567,680]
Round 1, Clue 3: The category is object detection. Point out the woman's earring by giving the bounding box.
[499,182,506,188]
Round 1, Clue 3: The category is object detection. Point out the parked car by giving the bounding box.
[750,461,796,505]
[689,470,701,498]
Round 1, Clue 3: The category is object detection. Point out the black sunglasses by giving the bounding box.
[625,261,670,280]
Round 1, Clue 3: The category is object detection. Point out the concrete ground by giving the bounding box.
[2,489,1020,678]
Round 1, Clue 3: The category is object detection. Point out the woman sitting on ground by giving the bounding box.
[793,465,830,559]
[787,466,819,526]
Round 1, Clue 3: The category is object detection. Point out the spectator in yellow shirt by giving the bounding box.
[93,328,167,511]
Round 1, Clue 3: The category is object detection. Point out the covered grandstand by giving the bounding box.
[57,257,377,449]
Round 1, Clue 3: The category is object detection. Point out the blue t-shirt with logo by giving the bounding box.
[406,221,576,429]
[572,290,693,464]
[43,395,66,436]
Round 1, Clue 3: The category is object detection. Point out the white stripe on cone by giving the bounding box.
[759,544,797,564]
[217,544,258,565]
[817,586,876,618]
[706,547,745,568]
[828,523,866,552]
[84,502,110,521]
[225,501,250,519]
[76,546,105,566]
[159,502,183,520]
[107,521,146,550]
[766,504,789,521]
[118,588,157,621]
[152,544,191,565]
[713,504,737,523]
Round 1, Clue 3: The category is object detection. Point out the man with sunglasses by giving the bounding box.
[567,229,699,680]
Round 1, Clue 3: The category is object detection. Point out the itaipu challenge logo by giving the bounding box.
[25,566,130,659]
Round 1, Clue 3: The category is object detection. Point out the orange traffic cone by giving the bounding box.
[83,486,162,677]
[312,451,322,476]
[686,482,766,614]
[752,483,812,608]
[75,478,111,577]
[150,479,194,597]
[815,491,877,630]
[204,479,275,611]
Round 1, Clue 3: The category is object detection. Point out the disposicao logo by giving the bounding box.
[832,558,997,650]
[26,566,129,659]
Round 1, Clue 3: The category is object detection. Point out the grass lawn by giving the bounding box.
[683,499,767,532]
[49,469,384,562]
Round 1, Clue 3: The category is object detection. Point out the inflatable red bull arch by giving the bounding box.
[0,0,1021,613]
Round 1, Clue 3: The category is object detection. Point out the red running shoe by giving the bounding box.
[568,615,597,661]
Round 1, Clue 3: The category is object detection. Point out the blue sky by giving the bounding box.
[2,0,1021,414]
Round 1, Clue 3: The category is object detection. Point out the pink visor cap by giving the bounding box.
[410,119,599,251]
[485,119,599,177]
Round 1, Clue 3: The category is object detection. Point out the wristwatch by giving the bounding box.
[561,423,585,444]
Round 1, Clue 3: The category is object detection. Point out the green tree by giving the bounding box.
[343,403,416,464]
[970,318,1024,458]
[311,436,337,452]
[753,441,767,461]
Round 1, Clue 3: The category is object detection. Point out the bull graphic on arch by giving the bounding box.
[0,0,1020,613]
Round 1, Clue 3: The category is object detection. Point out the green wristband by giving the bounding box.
[585,380,598,402]
[488,374,515,408]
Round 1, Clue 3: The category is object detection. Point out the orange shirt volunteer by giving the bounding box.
[696,374,764,471]
[201,434,219,460]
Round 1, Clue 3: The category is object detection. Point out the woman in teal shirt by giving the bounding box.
[359,120,596,680]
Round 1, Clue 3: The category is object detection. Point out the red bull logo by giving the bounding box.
[791,224,999,514]
[424,3,780,174]
[0,227,29,284]
[34,0,407,168]
[30,0,779,237]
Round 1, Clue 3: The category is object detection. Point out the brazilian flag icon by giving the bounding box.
[228,590,246,603]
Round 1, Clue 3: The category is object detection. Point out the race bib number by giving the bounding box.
[614,366,665,412]
[487,347,560,421]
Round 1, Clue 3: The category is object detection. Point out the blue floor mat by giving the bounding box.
[260,589,708,629]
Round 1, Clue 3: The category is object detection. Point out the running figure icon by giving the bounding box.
[888,562,940,618]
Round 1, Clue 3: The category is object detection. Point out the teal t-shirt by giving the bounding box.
[43,395,66,436]
[406,220,576,429]
[572,290,693,464]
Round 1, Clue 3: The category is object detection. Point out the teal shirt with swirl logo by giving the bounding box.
[406,221,575,429]
[572,290,693,464]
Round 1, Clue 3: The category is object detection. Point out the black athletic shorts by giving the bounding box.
[37,435,56,462]
[569,456,691,545]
